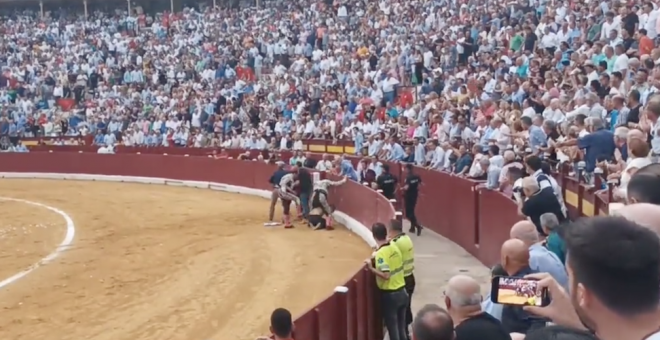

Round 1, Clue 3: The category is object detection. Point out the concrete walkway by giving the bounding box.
[402,221,491,315]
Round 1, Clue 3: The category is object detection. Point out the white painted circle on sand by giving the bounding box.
[0,197,76,289]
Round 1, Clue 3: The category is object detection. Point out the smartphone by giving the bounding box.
[490,276,550,307]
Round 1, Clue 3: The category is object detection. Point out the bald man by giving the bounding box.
[612,203,660,235]
[500,239,546,334]
[411,304,454,340]
[510,221,568,290]
[445,275,510,340]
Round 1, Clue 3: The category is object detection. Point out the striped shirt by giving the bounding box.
[534,169,567,217]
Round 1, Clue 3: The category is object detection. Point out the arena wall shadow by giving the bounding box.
[0,153,393,340]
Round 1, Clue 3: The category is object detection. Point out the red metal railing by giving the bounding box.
[0,149,609,340]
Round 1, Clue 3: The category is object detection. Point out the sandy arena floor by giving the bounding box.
[0,179,369,340]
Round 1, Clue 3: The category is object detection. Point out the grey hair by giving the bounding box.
[614,126,629,140]
[445,288,482,307]
[590,117,605,129]
[479,158,491,166]
[543,120,557,131]
[540,213,560,231]
[522,177,540,192]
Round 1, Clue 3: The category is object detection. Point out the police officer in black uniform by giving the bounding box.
[376,164,398,200]
[402,163,422,236]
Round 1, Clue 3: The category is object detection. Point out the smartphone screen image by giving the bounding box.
[491,276,546,306]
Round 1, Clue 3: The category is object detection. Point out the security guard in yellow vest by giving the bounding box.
[389,219,415,333]
[366,222,409,340]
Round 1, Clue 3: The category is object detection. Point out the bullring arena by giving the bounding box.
[0,176,369,340]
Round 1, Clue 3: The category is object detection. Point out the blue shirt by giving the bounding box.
[577,128,616,172]
[609,110,619,131]
[486,166,502,189]
[529,243,569,290]
[479,126,495,151]
[93,134,105,145]
[354,132,364,155]
[482,292,503,321]
[269,169,288,188]
[389,143,405,161]
[528,126,547,153]
[454,154,473,174]
[341,160,358,181]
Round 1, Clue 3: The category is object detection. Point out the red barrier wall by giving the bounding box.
[0,153,392,340]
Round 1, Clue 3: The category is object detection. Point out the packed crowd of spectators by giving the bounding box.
[2,0,660,194]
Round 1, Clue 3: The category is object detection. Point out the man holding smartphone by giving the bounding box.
[499,239,547,334]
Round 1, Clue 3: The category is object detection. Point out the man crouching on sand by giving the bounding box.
[308,176,348,230]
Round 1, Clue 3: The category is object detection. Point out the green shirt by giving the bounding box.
[510,35,524,52]
[587,24,602,42]
[545,232,566,265]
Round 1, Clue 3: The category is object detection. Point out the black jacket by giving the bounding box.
[298,168,313,193]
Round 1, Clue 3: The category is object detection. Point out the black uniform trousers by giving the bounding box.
[404,193,419,228]
[404,274,416,326]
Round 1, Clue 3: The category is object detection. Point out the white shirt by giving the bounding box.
[601,20,621,39]
[613,54,629,73]
[646,10,659,38]
[621,157,653,188]
[382,77,400,92]
[543,108,565,123]
[540,32,558,48]
[97,146,114,154]
[491,125,511,151]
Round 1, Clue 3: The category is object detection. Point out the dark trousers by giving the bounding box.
[404,194,419,228]
[381,288,409,340]
[404,274,416,326]
[300,191,311,218]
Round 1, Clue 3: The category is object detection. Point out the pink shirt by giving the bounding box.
[406,126,415,138]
